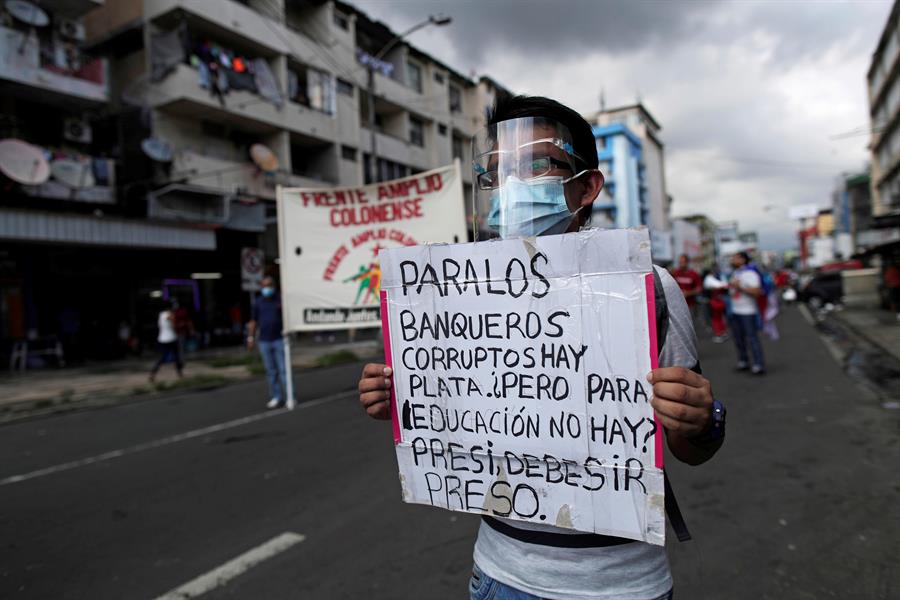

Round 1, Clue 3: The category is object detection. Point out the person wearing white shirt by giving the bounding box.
[728,252,765,374]
[150,300,184,382]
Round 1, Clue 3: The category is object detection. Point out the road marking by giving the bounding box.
[0,390,356,487]
[797,304,847,365]
[154,532,306,599]
[798,303,816,325]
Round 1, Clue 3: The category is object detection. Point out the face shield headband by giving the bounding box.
[471,117,598,240]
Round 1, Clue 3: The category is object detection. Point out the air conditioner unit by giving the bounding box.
[63,118,92,144]
[58,19,86,42]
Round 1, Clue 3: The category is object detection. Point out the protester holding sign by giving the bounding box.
[358,96,723,600]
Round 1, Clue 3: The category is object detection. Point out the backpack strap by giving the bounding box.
[652,269,669,355]
[652,267,693,542]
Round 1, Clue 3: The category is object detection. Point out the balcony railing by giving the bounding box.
[0,26,108,103]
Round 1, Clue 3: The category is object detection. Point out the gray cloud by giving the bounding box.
[353,0,893,252]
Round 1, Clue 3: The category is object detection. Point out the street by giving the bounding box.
[1,306,898,600]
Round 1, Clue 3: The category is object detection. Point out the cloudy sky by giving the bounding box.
[352,0,892,251]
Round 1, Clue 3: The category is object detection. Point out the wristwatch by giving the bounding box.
[690,399,726,446]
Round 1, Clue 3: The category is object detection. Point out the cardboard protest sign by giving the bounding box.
[379,228,665,545]
[276,162,467,332]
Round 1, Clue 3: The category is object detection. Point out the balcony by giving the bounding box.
[150,64,337,141]
[174,149,278,200]
[146,0,287,56]
[359,127,428,170]
[451,111,478,137]
[171,150,330,201]
[41,0,105,19]
[0,26,108,104]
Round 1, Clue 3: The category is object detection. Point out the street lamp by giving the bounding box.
[366,15,452,183]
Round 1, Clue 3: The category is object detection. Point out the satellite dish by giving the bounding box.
[141,137,174,163]
[51,159,95,188]
[0,138,50,184]
[250,143,279,173]
[5,0,49,27]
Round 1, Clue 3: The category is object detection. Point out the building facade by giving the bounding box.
[590,123,644,229]
[869,0,900,217]
[0,0,501,360]
[588,103,671,234]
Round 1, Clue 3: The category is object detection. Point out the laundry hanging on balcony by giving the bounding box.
[252,58,283,108]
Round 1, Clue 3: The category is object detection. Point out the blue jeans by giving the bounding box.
[469,564,673,600]
[730,313,765,369]
[258,338,287,402]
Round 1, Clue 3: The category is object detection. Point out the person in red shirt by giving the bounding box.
[671,254,702,314]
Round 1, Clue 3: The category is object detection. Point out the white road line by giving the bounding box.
[0,390,356,487]
[154,532,306,600]
[798,303,816,325]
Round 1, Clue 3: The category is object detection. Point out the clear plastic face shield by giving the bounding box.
[472,117,598,240]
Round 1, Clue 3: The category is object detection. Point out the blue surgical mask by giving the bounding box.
[487,175,578,238]
[261,286,275,298]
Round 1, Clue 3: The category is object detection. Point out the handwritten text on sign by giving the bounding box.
[380,229,666,545]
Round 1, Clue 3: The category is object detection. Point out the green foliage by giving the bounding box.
[316,350,359,367]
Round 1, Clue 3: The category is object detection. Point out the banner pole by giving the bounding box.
[284,331,295,409]
[275,184,295,410]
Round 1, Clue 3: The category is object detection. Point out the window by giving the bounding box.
[336,78,353,96]
[288,66,336,114]
[407,61,423,93]
[333,10,349,30]
[438,123,447,136]
[449,85,462,113]
[410,117,425,147]
[434,72,444,84]
[452,135,464,161]
[341,145,357,161]
[363,153,410,184]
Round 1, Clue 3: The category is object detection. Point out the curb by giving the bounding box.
[829,311,900,364]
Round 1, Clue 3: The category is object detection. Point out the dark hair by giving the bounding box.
[736,251,751,264]
[488,95,599,170]
[679,254,689,261]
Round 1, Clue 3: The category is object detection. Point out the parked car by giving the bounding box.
[797,271,843,308]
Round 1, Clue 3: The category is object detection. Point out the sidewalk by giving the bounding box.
[830,305,900,363]
[0,339,381,423]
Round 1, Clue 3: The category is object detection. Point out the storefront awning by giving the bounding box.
[0,208,216,250]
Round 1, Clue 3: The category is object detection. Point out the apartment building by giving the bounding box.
[588,103,671,235]
[869,0,900,217]
[590,122,645,229]
[0,0,504,360]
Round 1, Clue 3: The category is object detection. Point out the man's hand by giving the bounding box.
[359,363,392,420]
[648,366,713,440]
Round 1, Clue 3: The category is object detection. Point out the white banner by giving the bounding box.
[276,162,468,332]
[379,228,666,545]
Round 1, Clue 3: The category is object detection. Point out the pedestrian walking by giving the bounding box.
[357,95,725,600]
[703,268,729,342]
[247,276,294,409]
[728,251,766,374]
[149,301,183,382]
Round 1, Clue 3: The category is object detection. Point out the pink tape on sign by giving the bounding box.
[645,272,664,469]
[380,289,401,444]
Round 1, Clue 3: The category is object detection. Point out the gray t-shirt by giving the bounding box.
[473,267,699,600]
